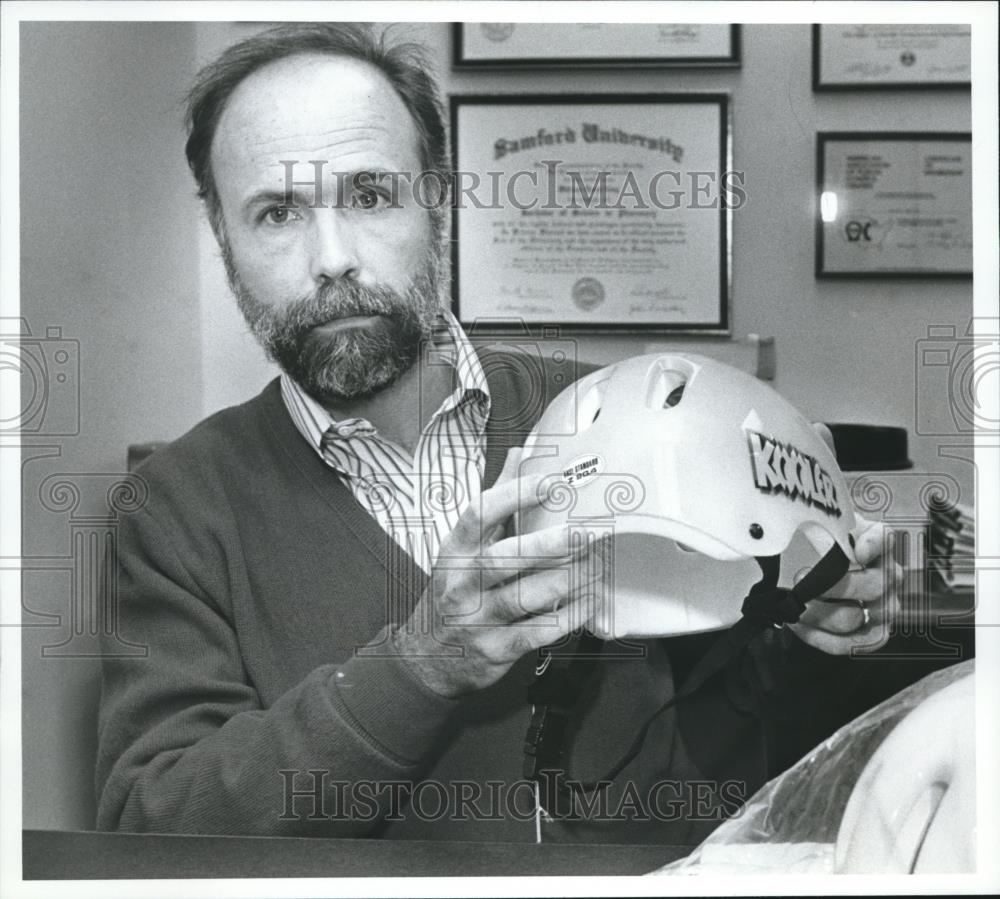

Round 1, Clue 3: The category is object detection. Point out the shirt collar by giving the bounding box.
[280,311,491,455]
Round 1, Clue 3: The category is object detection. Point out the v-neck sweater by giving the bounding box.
[95,350,845,844]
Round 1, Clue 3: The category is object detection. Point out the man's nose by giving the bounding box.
[308,209,360,283]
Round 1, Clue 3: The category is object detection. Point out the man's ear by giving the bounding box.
[813,421,837,456]
[204,194,228,249]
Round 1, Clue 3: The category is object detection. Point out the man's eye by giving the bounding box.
[353,189,382,210]
[261,206,301,225]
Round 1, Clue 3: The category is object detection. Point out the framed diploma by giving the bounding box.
[450,94,733,334]
[454,23,741,68]
[812,24,971,90]
[815,133,972,279]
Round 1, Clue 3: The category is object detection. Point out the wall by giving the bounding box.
[18,20,974,831]
[19,22,201,829]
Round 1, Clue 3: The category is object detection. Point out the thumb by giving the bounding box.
[482,446,525,545]
[496,445,524,485]
[813,422,837,455]
[853,519,894,568]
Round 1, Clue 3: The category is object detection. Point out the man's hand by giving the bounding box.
[392,448,604,697]
[788,517,903,655]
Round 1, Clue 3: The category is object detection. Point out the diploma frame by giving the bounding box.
[812,24,971,91]
[449,94,732,335]
[815,132,973,280]
[453,23,741,69]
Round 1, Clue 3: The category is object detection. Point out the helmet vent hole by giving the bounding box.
[664,385,685,408]
[577,376,610,431]
[647,365,689,410]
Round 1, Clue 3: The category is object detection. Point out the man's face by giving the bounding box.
[210,53,443,404]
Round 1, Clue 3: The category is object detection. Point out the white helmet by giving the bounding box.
[517,353,858,638]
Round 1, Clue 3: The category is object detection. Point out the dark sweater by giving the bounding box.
[96,353,843,843]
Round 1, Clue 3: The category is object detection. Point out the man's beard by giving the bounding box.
[223,242,445,406]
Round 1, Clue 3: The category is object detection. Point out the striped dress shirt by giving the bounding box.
[280,314,491,574]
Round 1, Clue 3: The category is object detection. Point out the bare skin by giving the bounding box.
[791,424,903,654]
[391,447,611,697]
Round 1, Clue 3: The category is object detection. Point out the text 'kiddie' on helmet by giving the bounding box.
[516,353,858,638]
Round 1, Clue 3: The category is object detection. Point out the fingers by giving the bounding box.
[790,607,891,654]
[479,526,610,589]
[796,521,902,622]
[797,598,868,635]
[502,593,600,659]
[483,447,526,545]
[485,523,585,561]
[788,619,863,656]
[798,592,891,633]
[792,533,903,653]
[801,564,900,628]
[496,445,523,485]
[795,540,902,605]
[792,585,901,653]
[439,579,604,672]
[489,547,610,621]
[828,560,903,604]
[852,519,895,568]
[447,472,544,549]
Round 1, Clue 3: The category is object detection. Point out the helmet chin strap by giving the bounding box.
[522,541,852,821]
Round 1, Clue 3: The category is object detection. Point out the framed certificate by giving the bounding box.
[454,23,741,68]
[815,133,972,279]
[812,24,971,90]
[450,94,733,334]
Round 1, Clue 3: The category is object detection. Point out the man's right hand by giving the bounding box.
[392,448,606,698]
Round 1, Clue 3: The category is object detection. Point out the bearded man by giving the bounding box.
[96,22,899,845]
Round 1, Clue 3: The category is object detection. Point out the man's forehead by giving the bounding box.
[212,53,422,180]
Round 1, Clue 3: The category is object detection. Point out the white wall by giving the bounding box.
[19,21,201,830]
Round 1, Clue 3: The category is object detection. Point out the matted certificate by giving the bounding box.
[816,133,972,278]
[813,24,971,89]
[450,94,732,333]
[454,23,740,68]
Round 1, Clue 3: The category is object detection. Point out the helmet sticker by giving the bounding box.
[562,453,605,488]
[746,430,843,518]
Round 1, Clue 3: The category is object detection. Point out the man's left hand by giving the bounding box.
[788,517,903,655]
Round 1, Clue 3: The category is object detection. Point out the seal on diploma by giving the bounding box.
[480,23,515,43]
[572,277,606,312]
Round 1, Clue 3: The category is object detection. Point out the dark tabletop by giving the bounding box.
[22,829,687,879]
